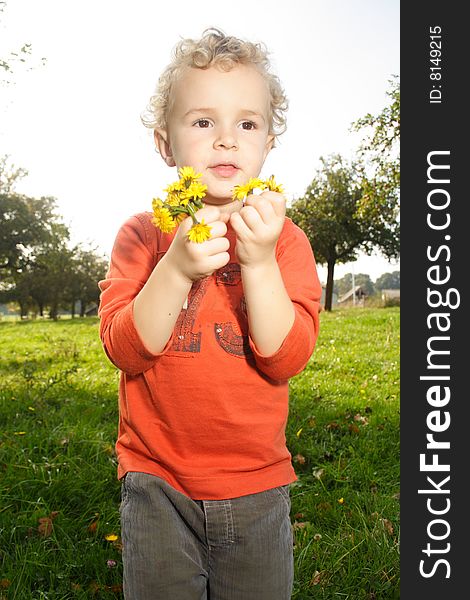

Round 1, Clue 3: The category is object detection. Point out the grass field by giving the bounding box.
[0,308,400,599]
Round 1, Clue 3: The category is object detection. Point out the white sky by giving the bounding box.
[0,0,400,283]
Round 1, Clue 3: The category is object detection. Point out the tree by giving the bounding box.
[0,192,68,278]
[288,154,393,311]
[1,1,45,85]
[65,247,108,317]
[375,270,400,290]
[351,76,400,258]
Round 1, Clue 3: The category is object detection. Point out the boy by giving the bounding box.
[98,28,322,599]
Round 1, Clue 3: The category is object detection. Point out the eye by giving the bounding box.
[194,119,212,128]
[240,121,256,130]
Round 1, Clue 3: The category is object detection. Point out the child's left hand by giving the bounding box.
[230,191,286,268]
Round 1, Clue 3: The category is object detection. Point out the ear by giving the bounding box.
[154,129,176,167]
[262,134,275,161]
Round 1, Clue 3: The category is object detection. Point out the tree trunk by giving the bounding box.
[79,299,85,318]
[324,259,336,311]
[50,301,58,320]
[19,301,27,318]
[71,300,76,319]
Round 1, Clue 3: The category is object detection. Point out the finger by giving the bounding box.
[258,191,286,218]
[206,251,231,272]
[230,210,254,238]
[238,205,265,231]
[194,205,222,224]
[244,196,276,225]
[204,236,230,256]
[205,220,227,239]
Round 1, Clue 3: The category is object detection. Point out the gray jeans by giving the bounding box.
[120,472,294,599]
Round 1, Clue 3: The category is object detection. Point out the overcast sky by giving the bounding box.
[0,0,400,282]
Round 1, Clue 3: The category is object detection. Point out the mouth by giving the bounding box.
[209,163,240,178]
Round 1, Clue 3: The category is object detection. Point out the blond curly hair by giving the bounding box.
[141,28,288,139]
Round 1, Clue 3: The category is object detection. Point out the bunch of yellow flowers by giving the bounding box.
[151,167,284,243]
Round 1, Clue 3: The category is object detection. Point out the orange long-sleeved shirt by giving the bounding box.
[98,212,321,500]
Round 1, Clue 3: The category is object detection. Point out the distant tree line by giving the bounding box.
[0,156,108,319]
[333,271,400,299]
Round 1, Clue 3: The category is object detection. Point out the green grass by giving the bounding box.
[0,308,399,599]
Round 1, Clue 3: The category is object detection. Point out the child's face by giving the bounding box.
[156,64,275,206]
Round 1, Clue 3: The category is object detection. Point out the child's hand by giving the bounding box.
[230,191,286,267]
[165,206,230,282]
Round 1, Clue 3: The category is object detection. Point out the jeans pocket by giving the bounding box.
[119,471,135,513]
[274,485,291,510]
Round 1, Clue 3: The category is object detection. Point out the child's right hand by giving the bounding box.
[165,206,231,282]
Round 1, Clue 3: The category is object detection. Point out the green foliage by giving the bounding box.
[289,79,400,312]
[287,154,379,310]
[0,161,108,317]
[0,309,399,598]
[375,271,400,290]
[351,77,400,259]
[0,1,46,84]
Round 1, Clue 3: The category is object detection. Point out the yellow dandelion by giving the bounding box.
[232,177,265,201]
[187,220,212,243]
[164,180,184,194]
[165,190,184,206]
[179,166,201,183]
[264,174,284,194]
[152,206,177,234]
[105,534,119,542]
[182,181,207,201]
[338,497,344,505]
[152,197,164,210]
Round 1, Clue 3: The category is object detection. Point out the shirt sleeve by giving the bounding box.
[98,213,173,376]
[248,218,322,382]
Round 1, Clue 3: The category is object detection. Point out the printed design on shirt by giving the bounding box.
[170,263,251,358]
[214,263,252,358]
[171,277,210,353]
[215,263,242,287]
[214,322,252,357]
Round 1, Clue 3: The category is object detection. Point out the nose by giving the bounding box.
[213,126,238,150]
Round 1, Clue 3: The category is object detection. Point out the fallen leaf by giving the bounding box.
[38,511,59,537]
[109,585,123,593]
[313,468,325,480]
[38,517,53,537]
[310,570,327,586]
[381,518,394,535]
[293,454,306,465]
[88,519,98,533]
[293,520,310,530]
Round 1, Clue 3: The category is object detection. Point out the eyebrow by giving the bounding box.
[183,108,266,122]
